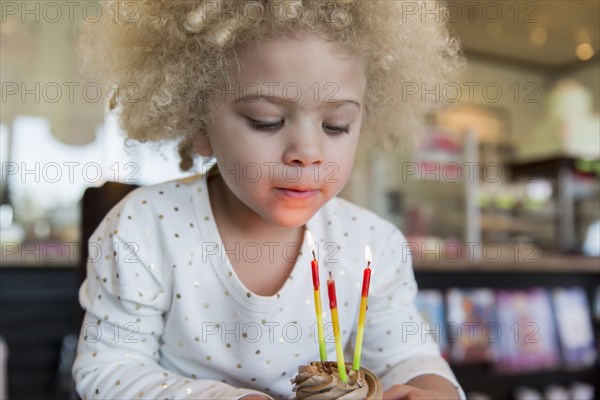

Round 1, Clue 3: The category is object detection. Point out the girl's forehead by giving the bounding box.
[227,45,367,107]
[230,34,365,85]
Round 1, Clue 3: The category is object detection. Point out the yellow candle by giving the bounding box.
[353,245,372,371]
[327,272,348,383]
[306,230,327,362]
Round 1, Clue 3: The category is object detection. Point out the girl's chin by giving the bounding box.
[264,208,317,228]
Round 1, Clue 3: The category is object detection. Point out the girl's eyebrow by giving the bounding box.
[232,93,361,109]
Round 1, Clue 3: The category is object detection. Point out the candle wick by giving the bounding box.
[329,271,333,279]
[367,261,371,268]
[311,250,316,259]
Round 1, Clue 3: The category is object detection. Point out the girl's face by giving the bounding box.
[203,33,366,228]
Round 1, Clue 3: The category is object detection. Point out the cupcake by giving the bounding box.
[291,361,383,400]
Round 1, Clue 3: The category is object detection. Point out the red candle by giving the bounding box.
[353,245,372,371]
[327,274,338,308]
[311,258,320,291]
[306,230,327,362]
[361,246,372,298]
[327,272,348,382]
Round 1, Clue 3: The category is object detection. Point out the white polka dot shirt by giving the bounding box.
[72,175,464,400]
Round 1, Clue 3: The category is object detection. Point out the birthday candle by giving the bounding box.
[306,230,327,362]
[353,245,372,371]
[327,272,348,383]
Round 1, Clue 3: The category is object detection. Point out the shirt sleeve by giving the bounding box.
[72,192,271,400]
[353,225,465,399]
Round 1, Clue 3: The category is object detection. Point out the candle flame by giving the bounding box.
[306,230,316,252]
[365,245,372,264]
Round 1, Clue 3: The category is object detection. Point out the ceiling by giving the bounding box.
[447,0,599,69]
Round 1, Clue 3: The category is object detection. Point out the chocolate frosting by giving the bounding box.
[291,362,370,400]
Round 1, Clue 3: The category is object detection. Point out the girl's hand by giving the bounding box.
[383,374,461,400]
[383,384,449,400]
[239,394,270,400]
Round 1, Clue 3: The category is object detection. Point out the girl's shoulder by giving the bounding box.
[96,174,207,233]
[125,174,205,200]
[113,174,206,210]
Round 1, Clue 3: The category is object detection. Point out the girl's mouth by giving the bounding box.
[275,187,319,200]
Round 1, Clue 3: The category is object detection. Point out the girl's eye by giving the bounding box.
[323,124,350,135]
[247,117,284,131]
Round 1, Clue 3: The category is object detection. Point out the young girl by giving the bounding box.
[73,1,465,399]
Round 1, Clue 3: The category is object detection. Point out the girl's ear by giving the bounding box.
[192,133,213,157]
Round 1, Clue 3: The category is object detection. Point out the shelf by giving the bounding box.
[480,214,553,232]
[413,255,600,274]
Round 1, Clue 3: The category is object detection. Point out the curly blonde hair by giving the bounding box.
[78,0,464,171]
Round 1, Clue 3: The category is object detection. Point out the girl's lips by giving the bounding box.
[275,188,319,200]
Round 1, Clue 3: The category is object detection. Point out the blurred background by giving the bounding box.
[1,1,599,399]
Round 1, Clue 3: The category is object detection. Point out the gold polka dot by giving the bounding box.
[158,214,164,219]
[204,303,209,308]
[102,278,107,283]
[189,223,194,228]
[256,350,260,354]
[92,352,97,357]
[103,315,109,320]
[127,215,132,220]
[161,383,167,389]
[142,200,147,204]
[246,292,251,298]
[251,378,256,382]
[204,216,209,221]
[115,380,120,386]
[136,318,141,323]
[206,355,212,361]
[236,363,242,368]
[163,372,169,377]
[138,292,143,297]
[176,293,182,299]
[175,233,179,238]
[174,207,179,211]
[226,343,231,348]
[195,336,200,342]
[159,191,164,195]
[176,183,180,188]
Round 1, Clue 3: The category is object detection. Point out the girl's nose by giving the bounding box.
[282,128,324,167]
